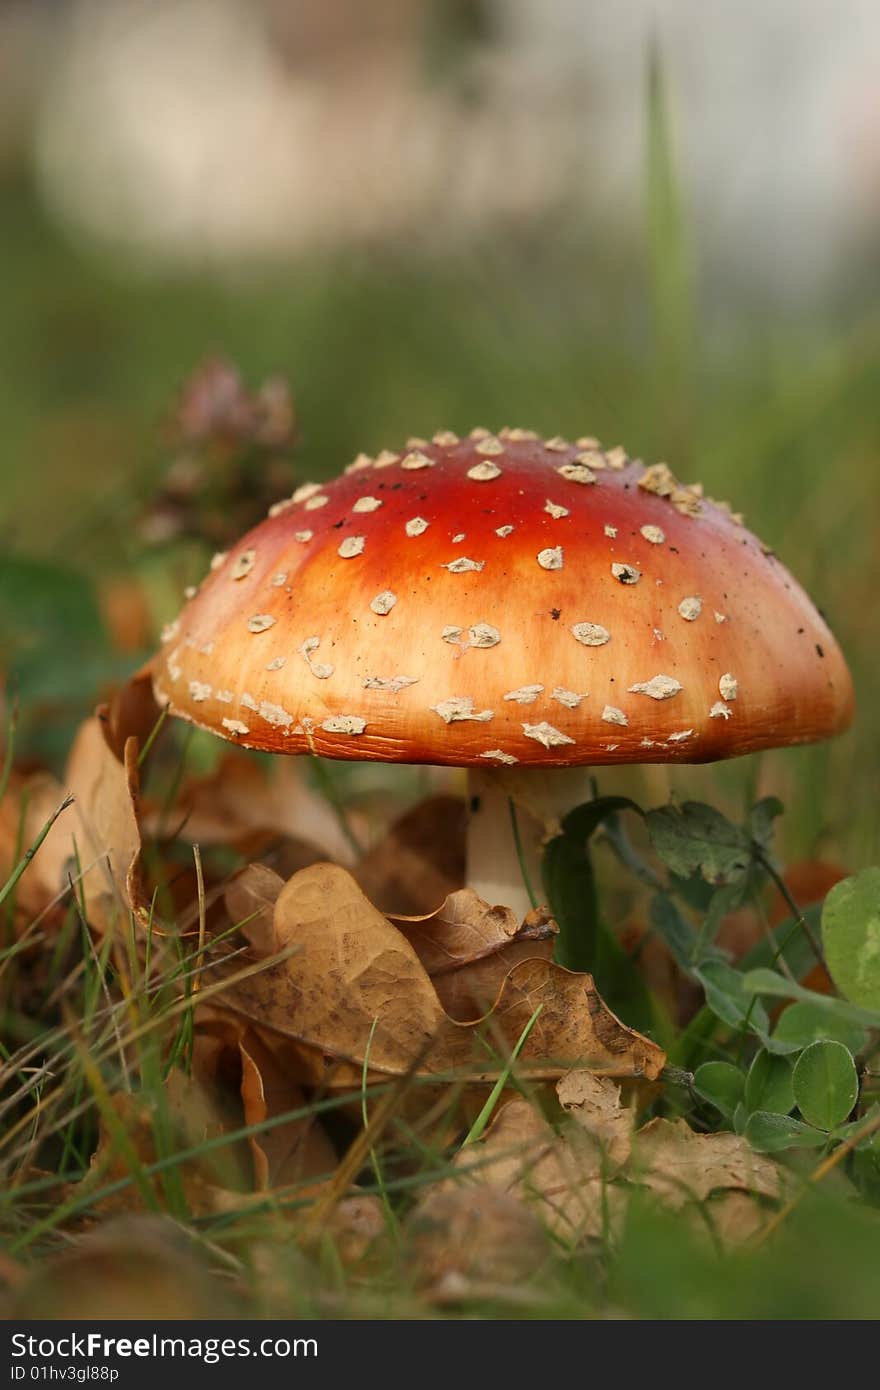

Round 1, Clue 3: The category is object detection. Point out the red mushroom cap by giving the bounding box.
[152,429,854,767]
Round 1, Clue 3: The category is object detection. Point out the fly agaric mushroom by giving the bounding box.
[152,428,854,918]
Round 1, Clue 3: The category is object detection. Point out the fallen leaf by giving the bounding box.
[0,1247,25,1299]
[5,1216,236,1320]
[488,961,665,1080]
[224,863,284,956]
[0,770,68,930]
[630,1116,783,1210]
[277,1186,391,1271]
[97,663,163,762]
[221,864,666,1086]
[29,719,148,933]
[229,862,448,1081]
[244,1192,387,1305]
[556,1069,634,1172]
[436,1097,785,1254]
[449,1098,619,1246]
[82,1070,250,1217]
[456,1097,576,1191]
[226,866,558,1019]
[239,1028,337,1190]
[151,752,361,867]
[404,1186,552,1301]
[353,794,467,914]
[98,668,352,891]
[389,890,557,1020]
[323,1194,389,1268]
[688,1189,774,1247]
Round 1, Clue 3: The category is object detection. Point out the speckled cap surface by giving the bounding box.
[152,428,854,767]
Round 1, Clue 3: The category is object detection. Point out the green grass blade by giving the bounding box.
[461,1004,543,1147]
[0,794,74,913]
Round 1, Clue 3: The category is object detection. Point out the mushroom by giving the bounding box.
[152,429,854,918]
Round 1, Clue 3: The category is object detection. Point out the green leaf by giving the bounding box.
[669,870,716,913]
[542,796,655,1031]
[853,1144,880,1203]
[560,796,644,843]
[544,799,643,966]
[741,967,880,1029]
[792,1040,859,1132]
[693,1061,745,1119]
[745,1110,828,1153]
[744,1050,794,1116]
[749,796,784,849]
[842,1107,880,1201]
[821,868,880,1012]
[739,904,823,981]
[596,809,664,891]
[649,892,699,972]
[832,1103,880,1146]
[646,801,751,884]
[695,879,751,958]
[694,960,770,1040]
[771,1002,868,1056]
[542,826,599,975]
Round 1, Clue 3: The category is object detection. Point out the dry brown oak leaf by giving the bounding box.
[353,793,467,916]
[448,1096,621,1247]
[231,863,559,1022]
[148,750,363,866]
[27,717,148,935]
[21,666,163,935]
[238,1026,337,1190]
[32,664,362,939]
[445,1077,784,1246]
[81,1073,248,1218]
[403,1186,554,1303]
[630,1116,783,1210]
[389,891,557,1021]
[224,863,285,957]
[556,1066,634,1173]
[220,863,665,1083]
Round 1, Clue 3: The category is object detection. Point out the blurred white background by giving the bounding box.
[0,0,876,301]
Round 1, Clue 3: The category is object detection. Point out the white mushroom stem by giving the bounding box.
[465,766,594,921]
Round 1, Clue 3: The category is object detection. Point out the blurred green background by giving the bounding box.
[1,0,878,861]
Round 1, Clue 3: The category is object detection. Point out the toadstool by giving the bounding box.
[152,428,854,919]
